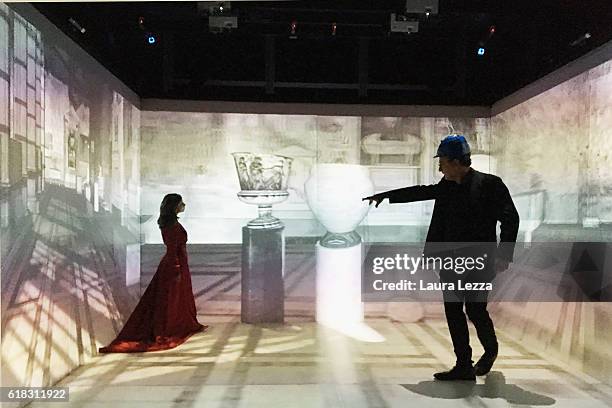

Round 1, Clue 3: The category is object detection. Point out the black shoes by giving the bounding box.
[474,352,498,376]
[433,352,497,380]
[433,364,476,381]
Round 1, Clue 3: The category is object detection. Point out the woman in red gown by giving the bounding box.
[99,193,207,353]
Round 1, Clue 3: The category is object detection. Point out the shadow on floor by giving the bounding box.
[401,371,556,405]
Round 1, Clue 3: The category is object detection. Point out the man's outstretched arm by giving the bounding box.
[363,183,440,207]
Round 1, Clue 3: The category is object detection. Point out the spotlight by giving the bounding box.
[570,32,592,47]
[138,16,145,29]
[477,47,485,56]
[146,33,157,45]
[289,20,298,39]
[68,17,86,34]
[331,22,337,36]
[207,2,229,16]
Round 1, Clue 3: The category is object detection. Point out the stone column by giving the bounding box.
[241,225,285,323]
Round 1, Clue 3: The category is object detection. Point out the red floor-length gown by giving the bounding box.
[99,221,207,353]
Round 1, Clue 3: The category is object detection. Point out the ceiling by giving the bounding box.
[32,1,612,106]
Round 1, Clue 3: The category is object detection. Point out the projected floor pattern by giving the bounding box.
[26,318,612,407]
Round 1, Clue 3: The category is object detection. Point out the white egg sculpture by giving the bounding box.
[305,164,374,247]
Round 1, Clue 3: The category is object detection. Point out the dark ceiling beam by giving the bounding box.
[141,98,490,118]
[265,35,275,94]
[162,31,174,93]
[358,37,368,97]
[197,79,431,92]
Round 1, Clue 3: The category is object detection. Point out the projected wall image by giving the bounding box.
[0,5,43,262]
[489,59,612,382]
[1,4,140,390]
[140,66,612,245]
[134,71,611,244]
[141,112,357,243]
[493,59,612,228]
[140,113,493,243]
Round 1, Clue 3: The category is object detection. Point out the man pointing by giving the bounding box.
[363,135,519,380]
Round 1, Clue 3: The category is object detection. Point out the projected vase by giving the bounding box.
[232,152,292,323]
[305,164,383,342]
[304,163,374,248]
[232,152,293,229]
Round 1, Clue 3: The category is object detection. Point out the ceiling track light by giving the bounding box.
[289,20,298,39]
[146,33,157,45]
[570,32,592,47]
[68,17,86,34]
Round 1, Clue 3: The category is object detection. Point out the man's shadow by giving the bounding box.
[401,372,555,405]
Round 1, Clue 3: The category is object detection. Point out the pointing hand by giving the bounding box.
[362,194,385,208]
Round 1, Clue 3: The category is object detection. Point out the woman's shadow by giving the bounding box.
[401,371,556,405]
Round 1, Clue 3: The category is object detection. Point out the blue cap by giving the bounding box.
[434,135,471,159]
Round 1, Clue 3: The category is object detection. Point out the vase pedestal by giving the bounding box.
[316,241,384,342]
[241,225,285,323]
[316,242,363,325]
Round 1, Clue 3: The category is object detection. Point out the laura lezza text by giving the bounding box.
[372,280,492,291]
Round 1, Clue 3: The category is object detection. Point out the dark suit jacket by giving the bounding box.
[382,168,520,262]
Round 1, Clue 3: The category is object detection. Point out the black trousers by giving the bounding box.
[442,288,498,365]
[434,245,499,365]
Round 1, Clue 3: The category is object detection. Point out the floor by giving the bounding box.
[27,317,612,408]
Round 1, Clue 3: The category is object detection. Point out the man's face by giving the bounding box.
[438,156,460,180]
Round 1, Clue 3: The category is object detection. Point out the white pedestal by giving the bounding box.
[316,242,384,342]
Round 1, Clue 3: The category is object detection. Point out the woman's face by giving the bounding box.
[176,200,186,214]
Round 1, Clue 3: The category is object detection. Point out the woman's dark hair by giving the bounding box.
[157,193,182,229]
